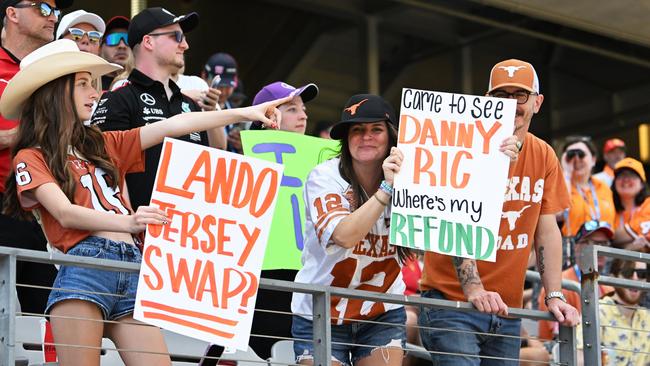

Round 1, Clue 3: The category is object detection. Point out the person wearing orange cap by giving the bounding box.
[593,138,626,187]
[612,157,650,252]
[418,59,579,365]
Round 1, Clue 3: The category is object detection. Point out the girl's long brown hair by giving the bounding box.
[3,74,119,219]
[337,121,413,264]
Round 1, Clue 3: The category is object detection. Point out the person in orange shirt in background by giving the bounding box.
[612,157,650,253]
[537,221,615,340]
[560,136,616,242]
[593,138,626,187]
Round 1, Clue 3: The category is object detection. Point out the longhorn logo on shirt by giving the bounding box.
[501,205,530,231]
[498,65,525,77]
[344,99,368,115]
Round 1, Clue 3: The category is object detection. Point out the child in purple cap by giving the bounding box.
[250,81,318,134]
[247,80,319,359]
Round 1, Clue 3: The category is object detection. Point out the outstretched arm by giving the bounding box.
[138,96,291,150]
[32,183,168,234]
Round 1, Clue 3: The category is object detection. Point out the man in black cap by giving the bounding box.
[201,52,243,153]
[91,7,223,211]
[100,15,131,90]
[0,0,72,314]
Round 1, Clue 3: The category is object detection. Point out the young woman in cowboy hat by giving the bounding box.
[0,39,289,366]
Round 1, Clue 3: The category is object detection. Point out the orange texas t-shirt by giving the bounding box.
[420,132,570,308]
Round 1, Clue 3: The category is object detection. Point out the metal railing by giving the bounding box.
[0,246,583,366]
[577,245,650,366]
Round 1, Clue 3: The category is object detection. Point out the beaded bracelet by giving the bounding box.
[379,180,393,196]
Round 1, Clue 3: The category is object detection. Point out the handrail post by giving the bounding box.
[558,324,577,366]
[312,289,331,366]
[0,254,16,366]
[578,245,601,366]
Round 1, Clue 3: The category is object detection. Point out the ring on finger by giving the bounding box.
[515,140,523,151]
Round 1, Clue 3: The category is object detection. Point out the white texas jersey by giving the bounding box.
[291,158,404,325]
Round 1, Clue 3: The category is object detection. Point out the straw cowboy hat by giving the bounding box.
[0,39,122,120]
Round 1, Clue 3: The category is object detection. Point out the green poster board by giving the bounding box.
[241,130,340,269]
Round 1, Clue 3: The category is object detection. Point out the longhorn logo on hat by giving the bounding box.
[344,99,368,115]
[498,65,525,77]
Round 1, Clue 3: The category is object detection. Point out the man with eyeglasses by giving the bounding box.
[91,7,223,212]
[0,0,72,314]
[419,59,580,366]
[55,9,104,55]
[100,15,131,90]
[575,259,649,366]
[537,221,615,341]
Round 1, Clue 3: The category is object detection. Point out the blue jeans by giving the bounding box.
[418,289,521,366]
[46,236,141,320]
[292,307,406,366]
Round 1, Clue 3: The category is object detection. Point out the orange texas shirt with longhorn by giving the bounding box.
[420,132,570,308]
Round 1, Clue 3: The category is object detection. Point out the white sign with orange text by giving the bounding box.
[134,138,284,350]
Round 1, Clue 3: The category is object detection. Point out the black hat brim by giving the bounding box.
[329,117,389,140]
[173,12,199,33]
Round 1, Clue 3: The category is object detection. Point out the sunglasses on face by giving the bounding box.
[147,30,185,43]
[68,28,103,44]
[566,149,586,160]
[104,32,128,46]
[620,268,647,279]
[12,1,60,19]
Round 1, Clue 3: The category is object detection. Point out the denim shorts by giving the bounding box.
[292,307,406,366]
[418,289,521,366]
[46,236,142,321]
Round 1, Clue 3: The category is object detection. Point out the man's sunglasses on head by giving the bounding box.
[12,1,60,19]
[104,32,128,46]
[148,30,185,43]
[68,28,103,44]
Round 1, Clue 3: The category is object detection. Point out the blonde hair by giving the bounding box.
[108,51,135,90]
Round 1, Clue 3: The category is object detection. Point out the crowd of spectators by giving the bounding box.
[0,2,647,366]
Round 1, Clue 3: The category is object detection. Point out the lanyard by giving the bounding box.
[563,179,600,235]
[573,264,581,282]
[576,180,601,221]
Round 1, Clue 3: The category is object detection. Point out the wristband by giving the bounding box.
[374,192,389,206]
[379,180,393,196]
[544,291,567,306]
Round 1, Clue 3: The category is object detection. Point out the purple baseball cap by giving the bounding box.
[252,81,318,106]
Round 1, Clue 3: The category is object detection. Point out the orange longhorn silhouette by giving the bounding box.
[344,99,368,115]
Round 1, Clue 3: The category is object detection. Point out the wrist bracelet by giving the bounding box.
[379,180,393,196]
[374,192,389,206]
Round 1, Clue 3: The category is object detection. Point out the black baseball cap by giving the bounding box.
[330,94,397,140]
[1,0,73,22]
[204,52,238,88]
[105,15,130,34]
[128,7,198,48]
